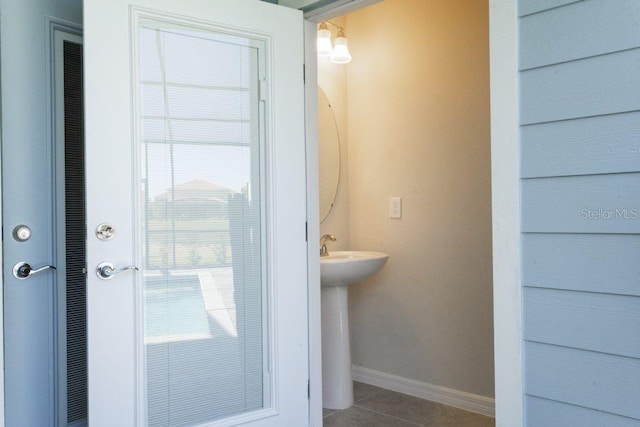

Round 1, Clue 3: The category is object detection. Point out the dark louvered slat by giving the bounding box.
[63,40,87,424]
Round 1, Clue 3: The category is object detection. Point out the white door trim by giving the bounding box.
[489,0,523,425]
[303,19,323,427]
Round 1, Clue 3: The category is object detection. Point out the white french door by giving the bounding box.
[84,0,308,425]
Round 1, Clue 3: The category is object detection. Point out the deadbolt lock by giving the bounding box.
[12,225,32,242]
[96,223,115,240]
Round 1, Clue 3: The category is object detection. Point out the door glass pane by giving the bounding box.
[137,21,266,426]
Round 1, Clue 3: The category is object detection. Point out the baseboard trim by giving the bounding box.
[351,365,495,418]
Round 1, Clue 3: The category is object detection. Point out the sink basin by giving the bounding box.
[320,250,390,409]
[320,251,389,287]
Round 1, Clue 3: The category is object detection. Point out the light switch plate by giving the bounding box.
[389,197,402,219]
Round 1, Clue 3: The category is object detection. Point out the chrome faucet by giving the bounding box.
[320,234,337,257]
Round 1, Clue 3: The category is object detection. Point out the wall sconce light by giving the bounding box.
[317,21,352,64]
[317,22,334,57]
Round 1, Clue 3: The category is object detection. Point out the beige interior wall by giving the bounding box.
[343,0,494,397]
[318,16,350,251]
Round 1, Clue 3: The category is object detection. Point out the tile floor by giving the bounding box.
[323,382,495,427]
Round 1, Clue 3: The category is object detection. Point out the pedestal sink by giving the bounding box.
[320,251,389,409]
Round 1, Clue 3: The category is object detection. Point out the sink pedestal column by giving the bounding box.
[321,285,354,409]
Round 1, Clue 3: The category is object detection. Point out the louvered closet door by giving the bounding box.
[83,0,309,426]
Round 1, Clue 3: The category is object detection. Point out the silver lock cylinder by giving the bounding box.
[12,225,32,242]
[96,223,115,240]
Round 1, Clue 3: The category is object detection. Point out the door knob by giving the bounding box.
[96,262,138,280]
[12,262,56,280]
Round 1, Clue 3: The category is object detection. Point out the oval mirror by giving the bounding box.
[318,87,340,223]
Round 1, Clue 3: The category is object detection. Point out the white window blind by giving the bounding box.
[138,21,267,426]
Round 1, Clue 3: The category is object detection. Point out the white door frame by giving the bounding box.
[488,0,523,425]
[303,19,323,427]
[303,0,523,426]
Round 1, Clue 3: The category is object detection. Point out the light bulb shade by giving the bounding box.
[330,36,352,64]
[317,28,333,57]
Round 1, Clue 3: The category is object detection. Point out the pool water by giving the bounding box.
[144,276,210,341]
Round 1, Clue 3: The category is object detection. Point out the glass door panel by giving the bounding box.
[137,21,267,426]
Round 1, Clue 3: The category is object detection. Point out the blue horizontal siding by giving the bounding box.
[526,396,640,427]
[525,342,640,420]
[522,233,640,296]
[524,287,640,358]
[518,0,582,17]
[520,2,640,423]
[520,48,640,125]
[521,112,640,178]
[519,0,640,70]
[522,173,640,233]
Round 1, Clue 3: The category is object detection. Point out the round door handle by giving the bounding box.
[13,262,56,280]
[96,262,138,280]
